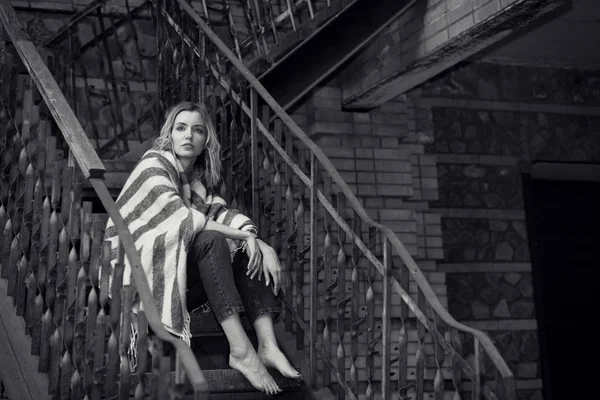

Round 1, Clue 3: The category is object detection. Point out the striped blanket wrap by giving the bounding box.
[103,149,257,358]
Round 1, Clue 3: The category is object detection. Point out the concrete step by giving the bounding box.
[129,368,305,397]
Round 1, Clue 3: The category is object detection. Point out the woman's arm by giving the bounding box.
[201,219,262,272]
[202,218,254,241]
[253,239,282,295]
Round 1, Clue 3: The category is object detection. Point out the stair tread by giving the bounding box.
[203,368,304,393]
[130,367,304,394]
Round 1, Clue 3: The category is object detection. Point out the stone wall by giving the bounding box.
[421,61,600,400]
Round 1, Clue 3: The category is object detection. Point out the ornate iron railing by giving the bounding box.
[158,1,518,399]
[190,0,354,72]
[41,0,351,159]
[0,2,207,399]
[45,0,157,159]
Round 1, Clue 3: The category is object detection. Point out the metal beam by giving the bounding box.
[341,0,571,110]
[258,0,411,113]
[12,0,152,18]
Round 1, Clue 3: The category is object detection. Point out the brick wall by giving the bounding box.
[421,61,600,400]
[290,76,447,396]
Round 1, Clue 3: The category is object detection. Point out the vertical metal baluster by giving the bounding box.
[180,10,189,102]
[30,120,47,354]
[262,0,279,44]
[95,12,127,153]
[415,287,426,400]
[92,242,110,400]
[284,0,297,30]
[349,210,362,396]
[251,0,271,58]
[450,329,463,400]
[125,0,158,127]
[294,150,307,351]
[134,312,148,400]
[284,132,295,334]
[365,227,376,400]
[335,193,349,400]
[309,153,318,388]
[473,337,481,400]
[306,0,315,19]
[223,0,243,60]
[433,317,446,400]
[41,158,60,377]
[156,0,164,123]
[381,236,391,400]
[271,119,283,257]
[243,0,264,60]
[397,259,409,399]
[250,89,260,224]
[67,27,76,115]
[109,12,143,143]
[90,18,123,156]
[105,242,125,398]
[260,106,272,241]
[72,31,101,149]
[322,175,333,388]
[120,285,134,400]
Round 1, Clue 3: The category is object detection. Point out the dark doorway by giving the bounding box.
[523,175,600,400]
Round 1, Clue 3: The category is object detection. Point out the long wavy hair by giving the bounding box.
[153,101,222,190]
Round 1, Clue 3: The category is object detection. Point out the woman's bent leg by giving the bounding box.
[187,231,281,395]
[187,230,244,322]
[231,251,280,323]
[231,253,301,380]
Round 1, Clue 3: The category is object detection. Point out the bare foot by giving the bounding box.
[229,347,282,395]
[258,344,303,381]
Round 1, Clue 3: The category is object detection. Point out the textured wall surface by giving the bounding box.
[423,60,600,400]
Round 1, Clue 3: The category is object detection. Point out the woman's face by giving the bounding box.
[171,110,208,162]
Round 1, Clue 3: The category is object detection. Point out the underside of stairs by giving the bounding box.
[258,0,410,112]
[33,0,409,162]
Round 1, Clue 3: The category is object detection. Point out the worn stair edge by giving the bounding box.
[128,368,304,395]
[0,279,51,400]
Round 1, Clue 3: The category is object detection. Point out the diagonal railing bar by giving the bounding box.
[44,0,109,47]
[76,0,153,60]
[0,1,208,396]
[97,109,155,156]
[0,2,103,180]
[168,1,517,398]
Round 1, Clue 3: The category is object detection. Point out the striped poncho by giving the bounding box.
[103,149,257,346]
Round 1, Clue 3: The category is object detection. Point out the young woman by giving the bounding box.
[104,101,301,395]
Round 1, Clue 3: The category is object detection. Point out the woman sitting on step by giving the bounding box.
[103,101,301,395]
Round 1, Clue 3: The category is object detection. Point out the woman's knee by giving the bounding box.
[193,230,229,251]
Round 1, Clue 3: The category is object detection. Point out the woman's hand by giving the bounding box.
[245,233,263,279]
[255,239,282,295]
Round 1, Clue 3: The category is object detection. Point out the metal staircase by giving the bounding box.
[0,1,518,399]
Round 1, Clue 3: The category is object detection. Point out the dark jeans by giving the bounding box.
[186,230,280,323]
